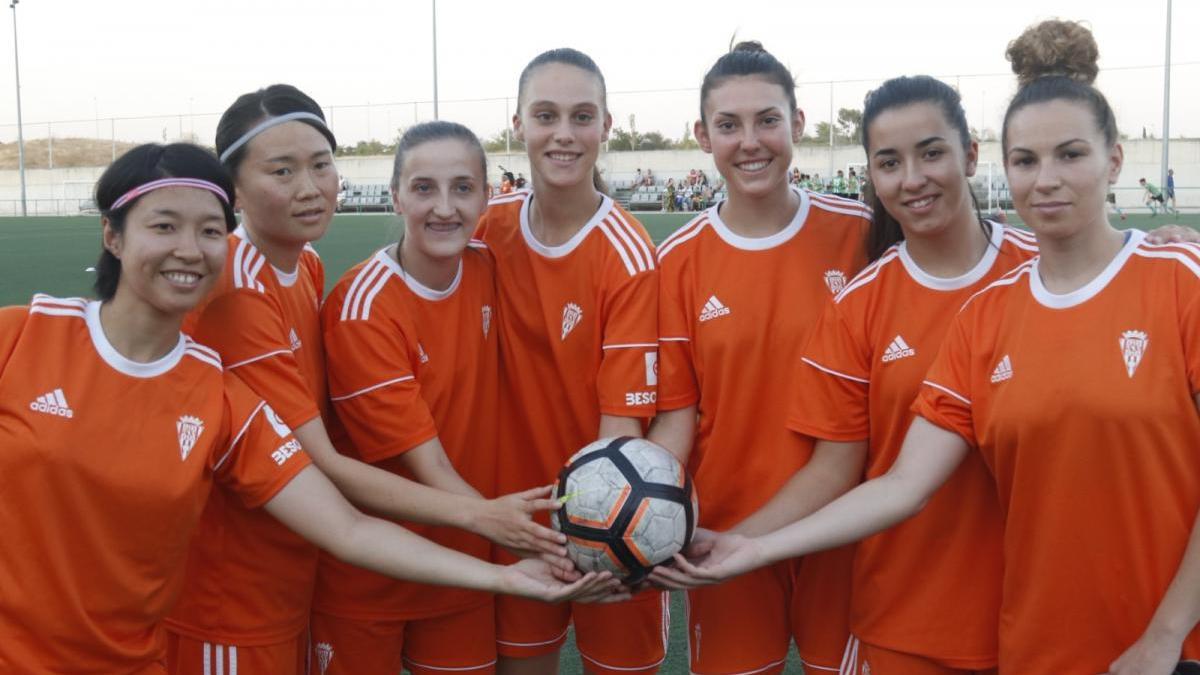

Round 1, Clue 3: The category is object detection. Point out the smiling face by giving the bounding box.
[867,101,979,239]
[233,120,339,246]
[1004,99,1122,240]
[696,75,804,201]
[105,187,228,318]
[393,137,488,263]
[514,62,612,191]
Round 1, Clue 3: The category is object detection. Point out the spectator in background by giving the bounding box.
[515,173,527,190]
[1167,169,1179,214]
[635,168,644,187]
[699,170,710,187]
[1139,177,1164,216]
[830,169,848,197]
[664,177,677,212]
[646,168,655,186]
[811,172,824,193]
[500,171,515,195]
[847,169,860,199]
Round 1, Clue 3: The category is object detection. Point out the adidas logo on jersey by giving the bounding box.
[991,355,1013,383]
[824,270,847,295]
[288,328,302,351]
[881,335,916,363]
[1119,330,1149,378]
[315,642,334,674]
[482,305,492,339]
[176,415,204,461]
[562,302,583,340]
[30,388,73,418]
[698,296,731,322]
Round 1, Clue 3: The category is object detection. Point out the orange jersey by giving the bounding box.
[790,223,1035,667]
[656,189,870,529]
[313,244,498,620]
[0,296,309,672]
[475,191,658,491]
[168,227,326,644]
[915,230,1200,674]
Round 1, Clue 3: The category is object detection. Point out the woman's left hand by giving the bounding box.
[1145,225,1200,245]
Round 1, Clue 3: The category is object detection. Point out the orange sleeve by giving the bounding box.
[912,315,977,446]
[0,305,29,376]
[1181,277,1200,395]
[191,289,320,430]
[787,301,870,441]
[656,262,698,411]
[214,372,313,508]
[598,267,660,418]
[323,306,437,463]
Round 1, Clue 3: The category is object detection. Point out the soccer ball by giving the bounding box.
[551,437,697,583]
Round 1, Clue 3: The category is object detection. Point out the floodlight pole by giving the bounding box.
[10,0,27,217]
[1160,0,1172,192]
[432,0,439,120]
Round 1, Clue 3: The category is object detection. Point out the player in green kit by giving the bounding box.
[1140,177,1165,216]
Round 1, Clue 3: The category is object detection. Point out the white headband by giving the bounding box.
[218,111,330,163]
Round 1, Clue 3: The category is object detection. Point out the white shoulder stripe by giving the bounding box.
[609,209,656,270]
[962,261,1034,309]
[468,239,488,249]
[602,218,650,272]
[330,374,416,402]
[801,356,869,384]
[1146,242,1200,266]
[185,349,223,371]
[342,259,390,322]
[597,223,639,276]
[488,192,528,206]
[184,338,223,364]
[29,306,87,318]
[358,264,393,320]
[31,294,88,309]
[657,217,710,262]
[1133,248,1200,279]
[658,214,708,249]
[214,400,266,471]
[233,241,266,292]
[225,349,292,370]
[835,250,900,302]
[1001,232,1039,252]
[922,380,971,406]
[810,200,874,221]
[1003,226,1037,241]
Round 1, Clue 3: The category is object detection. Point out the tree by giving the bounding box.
[482,129,522,153]
[835,108,863,143]
[607,127,636,151]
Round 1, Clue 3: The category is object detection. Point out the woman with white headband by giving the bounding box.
[0,143,619,673]
[163,86,579,675]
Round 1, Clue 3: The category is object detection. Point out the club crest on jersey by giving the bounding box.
[315,642,334,674]
[176,415,204,461]
[418,343,430,363]
[1119,330,1149,378]
[824,270,847,295]
[562,302,583,340]
[288,328,302,352]
[482,305,493,339]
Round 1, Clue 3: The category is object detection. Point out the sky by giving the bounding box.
[0,0,1195,147]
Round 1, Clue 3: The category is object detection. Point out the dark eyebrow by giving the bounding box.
[149,208,223,222]
[1055,138,1089,150]
[916,136,946,148]
[873,136,946,158]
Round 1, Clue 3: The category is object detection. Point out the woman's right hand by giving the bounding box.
[647,528,767,590]
[497,558,631,604]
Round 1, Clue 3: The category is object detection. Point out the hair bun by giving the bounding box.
[731,40,766,54]
[1006,19,1099,87]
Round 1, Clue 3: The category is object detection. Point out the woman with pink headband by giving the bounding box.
[163,85,583,675]
[0,143,617,673]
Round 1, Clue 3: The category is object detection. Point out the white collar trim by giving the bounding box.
[376,245,462,301]
[898,220,1005,291]
[519,191,614,258]
[86,301,186,378]
[1029,229,1144,309]
[706,186,811,251]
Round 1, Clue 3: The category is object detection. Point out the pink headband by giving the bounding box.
[110,177,230,211]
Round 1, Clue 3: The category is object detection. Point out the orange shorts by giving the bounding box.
[494,590,668,674]
[840,637,998,675]
[794,545,855,672]
[309,601,496,675]
[685,558,795,675]
[164,631,307,675]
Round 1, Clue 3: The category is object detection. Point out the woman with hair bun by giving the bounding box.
[657,21,1200,675]
[647,40,872,674]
